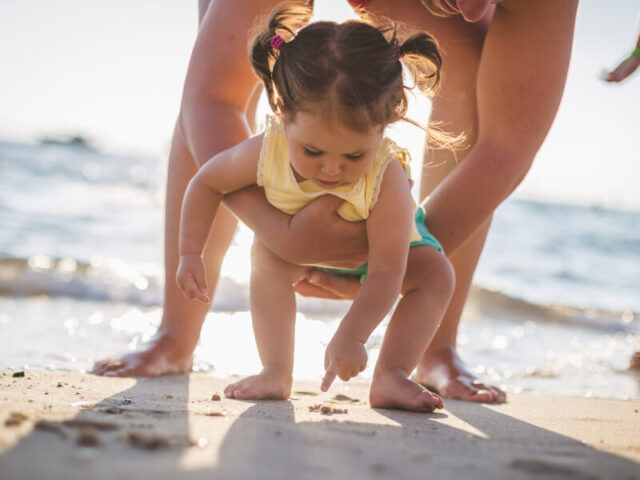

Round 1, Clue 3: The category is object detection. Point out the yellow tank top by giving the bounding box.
[257,116,422,242]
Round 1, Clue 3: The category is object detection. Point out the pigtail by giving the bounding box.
[249,2,313,114]
[398,33,464,154]
[398,33,442,97]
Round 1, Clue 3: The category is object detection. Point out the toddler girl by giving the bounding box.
[177,3,455,412]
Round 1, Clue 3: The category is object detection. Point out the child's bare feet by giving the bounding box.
[224,366,292,400]
[91,332,194,377]
[370,367,444,412]
[413,346,506,403]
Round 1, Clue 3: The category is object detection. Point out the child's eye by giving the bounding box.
[345,153,364,161]
[304,148,322,157]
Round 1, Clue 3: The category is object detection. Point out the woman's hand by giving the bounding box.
[294,269,362,300]
[603,54,640,83]
[321,333,367,391]
[176,254,210,303]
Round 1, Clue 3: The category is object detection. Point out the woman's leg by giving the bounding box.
[413,23,504,400]
[92,0,281,377]
[417,0,578,401]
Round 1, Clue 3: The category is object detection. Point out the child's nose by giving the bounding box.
[321,158,342,176]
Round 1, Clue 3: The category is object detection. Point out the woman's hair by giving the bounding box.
[419,0,456,18]
[249,2,443,133]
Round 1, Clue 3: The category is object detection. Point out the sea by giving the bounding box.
[1,139,639,401]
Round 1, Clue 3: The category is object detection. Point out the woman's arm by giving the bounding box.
[223,187,368,268]
[423,0,578,254]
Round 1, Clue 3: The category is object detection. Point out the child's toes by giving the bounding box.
[419,391,443,411]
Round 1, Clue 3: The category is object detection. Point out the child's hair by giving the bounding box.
[249,2,443,133]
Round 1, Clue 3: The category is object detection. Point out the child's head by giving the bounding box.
[249,3,444,187]
[249,2,442,132]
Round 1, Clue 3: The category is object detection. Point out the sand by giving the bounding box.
[0,369,638,480]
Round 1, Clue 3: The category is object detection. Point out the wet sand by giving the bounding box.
[0,369,639,479]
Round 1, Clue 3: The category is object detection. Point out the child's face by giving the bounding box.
[284,111,384,189]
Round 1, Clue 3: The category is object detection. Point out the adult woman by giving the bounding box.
[93,0,579,403]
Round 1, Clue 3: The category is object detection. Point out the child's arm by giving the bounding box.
[321,160,414,390]
[177,134,263,302]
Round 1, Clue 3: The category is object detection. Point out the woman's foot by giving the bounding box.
[370,367,444,412]
[224,366,292,400]
[630,350,640,371]
[413,346,506,403]
[91,332,194,377]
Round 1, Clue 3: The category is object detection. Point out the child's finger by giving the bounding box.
[321,361,338,392]
[193,272,209,295]
[180,274,208,302]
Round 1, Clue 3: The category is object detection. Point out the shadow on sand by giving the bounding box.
[1,373,639,480]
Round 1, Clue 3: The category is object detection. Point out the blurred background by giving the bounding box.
[1,1,639,399]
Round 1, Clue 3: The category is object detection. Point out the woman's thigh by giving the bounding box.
[185,0,284,113]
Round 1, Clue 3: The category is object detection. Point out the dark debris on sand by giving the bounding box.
[308,404,348,415]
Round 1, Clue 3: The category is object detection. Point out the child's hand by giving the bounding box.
[176,254,210,303]
[321,334,367,392]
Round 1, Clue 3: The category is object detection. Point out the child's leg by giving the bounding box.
[370,246,455,412]
[224,239,307,400]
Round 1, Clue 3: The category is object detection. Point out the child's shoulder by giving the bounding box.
[375,136,412,180]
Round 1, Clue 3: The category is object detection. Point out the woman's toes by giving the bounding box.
[224,383,237,398]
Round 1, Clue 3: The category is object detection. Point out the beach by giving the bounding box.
[0,369,639,479]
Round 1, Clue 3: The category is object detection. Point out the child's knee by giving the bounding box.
[404,247,455,297]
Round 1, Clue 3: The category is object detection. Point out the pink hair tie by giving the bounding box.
[270,35,286,50]
[398,45,404,59]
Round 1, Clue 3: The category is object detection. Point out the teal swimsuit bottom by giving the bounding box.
[318,206,444,283]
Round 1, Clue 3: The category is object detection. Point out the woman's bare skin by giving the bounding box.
[93,0,579,404]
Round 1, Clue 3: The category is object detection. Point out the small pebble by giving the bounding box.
[126,431,171,450]
[211,393,221,401]
[12,371,25,378]
[205,411,225,417]
[165,394,174,399]
[76,427,100,447]
[101,407,123,415]
[5,412,28,427]
[35,420,68,439]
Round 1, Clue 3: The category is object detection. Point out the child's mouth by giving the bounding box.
[315,179,341,188]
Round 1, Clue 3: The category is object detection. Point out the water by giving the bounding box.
[1,140,639,400]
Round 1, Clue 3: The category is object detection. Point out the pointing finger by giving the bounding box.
[321,361,338,392]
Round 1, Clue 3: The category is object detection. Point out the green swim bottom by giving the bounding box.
[318,206,443,284]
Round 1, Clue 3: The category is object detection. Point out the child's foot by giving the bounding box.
[370,367,444,412]
[412,346,506,403]
[224,366,292,400]
[91,332,194,377]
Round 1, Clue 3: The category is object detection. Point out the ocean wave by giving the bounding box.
[1,255,636,331]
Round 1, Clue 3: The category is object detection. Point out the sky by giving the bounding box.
[1,1,639,210]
